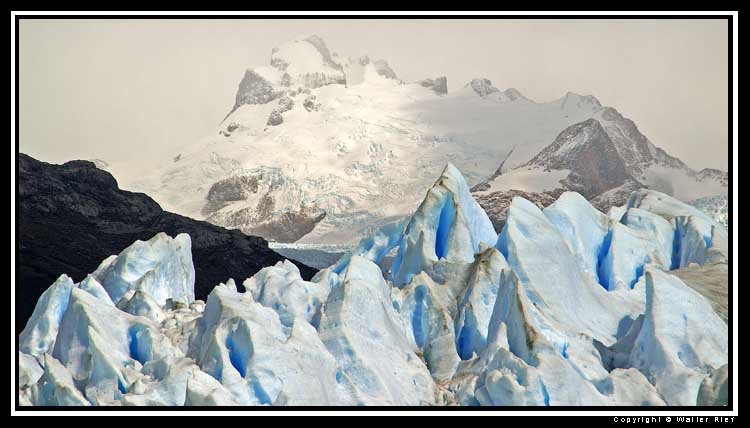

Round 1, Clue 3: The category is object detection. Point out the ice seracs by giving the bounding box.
[93,232,195,306]
[390,162,498,286]
[18,164,728,406]
[19,274,75,357]
[318,256,436,405]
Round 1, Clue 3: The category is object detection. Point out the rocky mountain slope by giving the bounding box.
[18,164,728,406]
[471,113,728,230]
[17,154,315,332]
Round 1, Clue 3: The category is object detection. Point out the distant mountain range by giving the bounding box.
[471,114,728,230]
[17,154,315,331]
[115,34,726,245]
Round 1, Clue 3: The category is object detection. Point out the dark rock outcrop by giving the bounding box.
[373,59,398,80]
[473,189,562,232]
[17,154,316,332]
[596,107,687,176]
[266,96,294,127]
[468,78,500,97]
[419,77,448,95]
[267,110,284,126]
[201,168,326,243]
[303,95,320,112]
[525,119,634,198]
[227,69,284,118]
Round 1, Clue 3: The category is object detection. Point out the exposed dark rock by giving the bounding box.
[373,59,398,80]
[17,154,316,332]
[468,78,500,97]
[419,77,448,95]
[474,189,563,232]
[218,206,326,244]
[277,95,294,113]
[597,107,685,175]
[201,173,261,215]
[265,96,295,126]
[267,110,283,126]
[280,72,292,87]
[234,69,283,106]
[201,168,326,243]
[589,179,643,212]
[303,95,319,112]
[223,69,284,121]
[525,119,634,198]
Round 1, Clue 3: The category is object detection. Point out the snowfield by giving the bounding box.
[18,164,728,407]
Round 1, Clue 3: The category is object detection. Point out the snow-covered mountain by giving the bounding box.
[472,111,728,230]
[125,35,726,245]
[19,164,728,406]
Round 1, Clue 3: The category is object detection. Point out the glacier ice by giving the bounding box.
[28,354,91,406]
[317,256,436,404]
[188,280,349,405]
[626,269,728,405]
[454,246,509,361]
[390,163,498,286]
[243,259,330,328]
[543,192,610,283]
[17,166,728,407]
[93,232,195,306]
[393,272,461,381]
[20,274,75,357]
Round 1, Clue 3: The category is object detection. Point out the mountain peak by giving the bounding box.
[557,91,602,109]
[268,35,345,89]
[467,78,500,97]
[527,118,607,165]
[524,118,633,198]
[419,76,448,95]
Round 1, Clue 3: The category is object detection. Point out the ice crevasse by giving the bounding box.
[18,164,728,406]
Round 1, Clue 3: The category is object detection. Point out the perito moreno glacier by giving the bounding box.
[17,163,728,407]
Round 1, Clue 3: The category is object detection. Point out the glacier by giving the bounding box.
[17,164,728,406]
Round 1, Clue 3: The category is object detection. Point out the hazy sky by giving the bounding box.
[19,19,729,172]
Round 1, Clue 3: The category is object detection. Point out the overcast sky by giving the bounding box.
[19,18,729,172]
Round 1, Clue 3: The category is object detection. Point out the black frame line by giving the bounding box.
[11,11,736,413]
